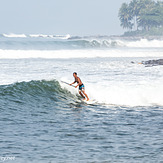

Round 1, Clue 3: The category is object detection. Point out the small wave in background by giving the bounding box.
[0,33,163,50]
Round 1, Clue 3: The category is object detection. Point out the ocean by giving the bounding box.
[0,34,163,163]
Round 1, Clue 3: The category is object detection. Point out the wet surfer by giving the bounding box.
[70,72,89,101]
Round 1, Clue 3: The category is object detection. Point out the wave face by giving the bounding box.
[0,80,78,109]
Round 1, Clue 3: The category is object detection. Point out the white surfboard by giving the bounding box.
[82,99,96,105]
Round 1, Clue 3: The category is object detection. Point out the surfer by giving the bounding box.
[70,72,89,101]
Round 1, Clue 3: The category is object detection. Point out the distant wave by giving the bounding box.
[29,34,54,38]
[2,33,27,38]
[81,38,163,48]
[1,33,71,39]
[0,33,163,49]
[29,34,71,39]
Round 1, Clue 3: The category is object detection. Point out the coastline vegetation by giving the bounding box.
[118,0,163,36]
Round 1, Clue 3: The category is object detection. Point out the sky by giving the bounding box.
[0,0,131,36]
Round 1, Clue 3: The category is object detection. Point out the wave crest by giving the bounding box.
[2,33,27,38]
[0,80,77,107]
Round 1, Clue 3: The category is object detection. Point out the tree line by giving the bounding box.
[118,0,163,32]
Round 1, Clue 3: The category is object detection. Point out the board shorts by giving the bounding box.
[79,84,85,91]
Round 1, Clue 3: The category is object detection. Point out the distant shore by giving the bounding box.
[68,34,163,41]
[110,35,163,40]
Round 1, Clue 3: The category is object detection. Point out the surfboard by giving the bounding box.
[82,99,96,105]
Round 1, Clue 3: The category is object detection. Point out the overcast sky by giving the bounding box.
[0,0,131,36]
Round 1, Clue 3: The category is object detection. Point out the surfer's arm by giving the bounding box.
[75,83,79,88]
[70,81,76,86]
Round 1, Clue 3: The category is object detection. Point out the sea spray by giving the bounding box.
[0,49,162,59]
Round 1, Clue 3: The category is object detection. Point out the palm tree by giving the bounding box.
[119,0,163,34]
[118,3,133,30]
[155,1,163,26]
[129,0,139,30]
[137,0,157,30]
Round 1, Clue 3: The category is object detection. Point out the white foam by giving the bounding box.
[86,81,163,107]
[0,49,162,59]
[29,34,53,38]
[54,34,71,39]
[126,39,163,48]
[29,34,71,39]
[58,76,163,107]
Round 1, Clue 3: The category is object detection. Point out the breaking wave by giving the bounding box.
[2,33,27,38]
[0,33,163,49]
[1,79,163,107]
[1,33,71,39]
[0,80,79,108]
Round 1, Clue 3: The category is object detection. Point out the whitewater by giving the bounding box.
[0,34,163,162]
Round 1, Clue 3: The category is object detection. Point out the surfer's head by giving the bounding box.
[73,72,77,77]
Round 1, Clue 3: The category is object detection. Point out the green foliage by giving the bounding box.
[118,0,163,36]
[124,27,163,36]
[118,3,133,30]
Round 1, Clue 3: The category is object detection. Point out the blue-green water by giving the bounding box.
[0,35,163,162]
[0,81,163,163]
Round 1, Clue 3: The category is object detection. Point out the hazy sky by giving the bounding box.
[0,0,131,36]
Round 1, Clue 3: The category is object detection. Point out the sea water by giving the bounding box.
[0,34,163,162]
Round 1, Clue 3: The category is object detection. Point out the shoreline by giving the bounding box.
[109,35,163,41]
[69,34,163,41]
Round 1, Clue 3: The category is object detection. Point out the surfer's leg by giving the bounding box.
[82,90,89,101]
[79,90,85,98]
